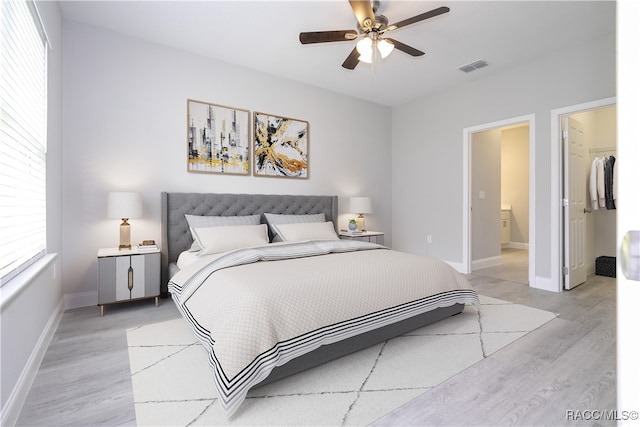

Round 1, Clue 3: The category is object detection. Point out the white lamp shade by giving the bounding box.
[107,192,143,219]
[358,53,373,64]
[377,39,394,58]
[356,37,373,63]
[356,37,372,56]
[350,196,372,214]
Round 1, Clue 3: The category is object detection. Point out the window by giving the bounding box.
[0,0,48,285]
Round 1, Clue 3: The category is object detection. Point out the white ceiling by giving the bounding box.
[59,1,616,107]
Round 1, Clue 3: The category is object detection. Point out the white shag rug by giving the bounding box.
[127,295,556,426]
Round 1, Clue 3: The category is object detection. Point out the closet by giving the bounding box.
[572,106,617,278]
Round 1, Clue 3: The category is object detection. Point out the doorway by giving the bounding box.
[470,125,530,283]
[550,97,616,292]
[462,114,535,288]
[562,105,617,290]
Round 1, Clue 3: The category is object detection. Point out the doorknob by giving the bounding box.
[584,208,592,214]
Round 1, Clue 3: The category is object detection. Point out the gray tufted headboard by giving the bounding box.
[160,192,338,295]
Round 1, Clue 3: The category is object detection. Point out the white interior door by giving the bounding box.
[617,4,639,413]
[563,116,587,289]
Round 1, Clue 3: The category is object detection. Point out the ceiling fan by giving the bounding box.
[299,0,450,70]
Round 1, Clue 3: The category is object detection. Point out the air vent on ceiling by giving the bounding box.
[458,59,489,73]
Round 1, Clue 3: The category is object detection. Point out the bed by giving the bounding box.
[161,192,479,417]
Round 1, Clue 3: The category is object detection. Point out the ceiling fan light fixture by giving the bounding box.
[302,3,451,70]
[356,37,373,56]
[356,37,373,63]
[358,53,373,64]
[377,38,394,58]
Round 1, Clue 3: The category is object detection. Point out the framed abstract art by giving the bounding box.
[253,112,309,178]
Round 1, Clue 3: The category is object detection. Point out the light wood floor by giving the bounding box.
[375,252,616,426]
[16,256,615,426]
[474,247,530,284]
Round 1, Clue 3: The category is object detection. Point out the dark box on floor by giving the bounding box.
[595,256,616,278]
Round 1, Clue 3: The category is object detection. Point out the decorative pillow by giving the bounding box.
[192,224,269,255]
[185,214,261,251]
[271,221,339,243]
[263,213,326,242]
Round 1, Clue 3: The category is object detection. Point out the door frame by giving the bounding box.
[462,113,535,288]
[550,96,616,292]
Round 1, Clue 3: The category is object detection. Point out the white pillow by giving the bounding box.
[192,224,269,255]
[264,213,326,242]
[271,221,339,243]
[185,214,261,251]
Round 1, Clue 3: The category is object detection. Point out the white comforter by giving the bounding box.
[168,239,478,416]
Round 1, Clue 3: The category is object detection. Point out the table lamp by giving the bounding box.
[107,192,143,250]
[350,196,372,232]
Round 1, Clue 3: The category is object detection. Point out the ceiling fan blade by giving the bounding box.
[387,6,450,32]
[386,38,425,57]
[299,30,358,44]
[349,0,375,30]
[342,46,360,70]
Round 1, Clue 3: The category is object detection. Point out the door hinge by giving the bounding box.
[562,198,569,207]
[563,266,569,275]
[562,130,569,140]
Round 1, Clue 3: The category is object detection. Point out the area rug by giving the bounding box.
[127,295,556,426]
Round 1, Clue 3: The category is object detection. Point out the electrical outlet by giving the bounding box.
[427,235,433,244]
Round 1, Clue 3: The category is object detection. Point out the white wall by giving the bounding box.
[501,126,529,244]
[61,21,392,306]
[471,128,501,263]
[0,1,64,424]
[391,33,615,285]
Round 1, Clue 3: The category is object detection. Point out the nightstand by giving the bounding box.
[97,247,161,316]
[339,231,384,245]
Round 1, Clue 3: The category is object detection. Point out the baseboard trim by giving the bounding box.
[1,298,64,427]
[472,255,502,271]
[532,276,561,293]
[443,260,465,274]
[505,242,529,250]
[64,290,98,310]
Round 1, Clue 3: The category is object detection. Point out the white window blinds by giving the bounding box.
[0,0,48,285]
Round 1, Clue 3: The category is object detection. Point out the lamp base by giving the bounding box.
[356,214,366,232]
[119,219,132,250]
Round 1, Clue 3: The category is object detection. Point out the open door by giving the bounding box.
[563,115,588,289]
